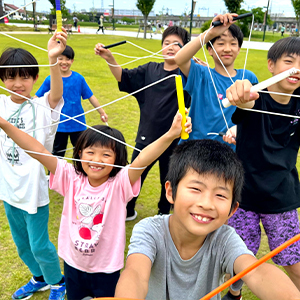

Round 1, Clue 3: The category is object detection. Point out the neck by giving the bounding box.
[62,70,72,77]
[214,63,236,77]
[267,84,292,104]
[164,60,179,71]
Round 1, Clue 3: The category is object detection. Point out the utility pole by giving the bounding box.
[263,0,270,41]
[0,0,4,24]
[189,1,196,37]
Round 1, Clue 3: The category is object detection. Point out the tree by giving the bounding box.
[251,7,272,25]
[48,0,68,17]
[136,0,155,39]
[291,0,300,35]
[224,0,243,13]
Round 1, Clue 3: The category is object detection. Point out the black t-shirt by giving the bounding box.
[232,90,300,213]
[119,62,191,145]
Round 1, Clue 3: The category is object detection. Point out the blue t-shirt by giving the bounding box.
[35,71,93,132]
[180,60,258,149]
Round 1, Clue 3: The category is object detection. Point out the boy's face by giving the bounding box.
[4,74,38,103]
[268,54,300,93]
[58,55,74,75]
[162,34,184,64]
[208,30,240,68]
[166,169,237,240]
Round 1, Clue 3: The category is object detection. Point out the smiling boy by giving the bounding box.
[174,13,257,148]
[115,139,300,300]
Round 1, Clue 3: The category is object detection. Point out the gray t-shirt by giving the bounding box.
[128,215,254,300]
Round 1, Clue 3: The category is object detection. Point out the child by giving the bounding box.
[0,110,191,299]
[225,36,300,292]
[115,139,300,300]
[35,45,108,158]
[0,30,67,299]
[96,15,104,34]
[95,26,191,219]
[174,13,258,148]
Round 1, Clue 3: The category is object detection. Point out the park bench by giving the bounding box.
[137,23,153,38]
[48,24,73,35]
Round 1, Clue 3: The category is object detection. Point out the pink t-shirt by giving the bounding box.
[50,159,141,273]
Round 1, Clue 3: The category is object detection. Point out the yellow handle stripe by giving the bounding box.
[56,10,62,32]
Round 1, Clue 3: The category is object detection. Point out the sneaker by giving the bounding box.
[126,210,137,221]
[49,282,66,300]
[221,290,242,300]
[12,277,50,300]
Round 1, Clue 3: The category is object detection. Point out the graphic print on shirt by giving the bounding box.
[4,117,26,165]
[290,108,300,136]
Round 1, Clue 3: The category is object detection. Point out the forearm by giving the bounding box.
[115,268,148,299]
[105,56,122,82]
[89,95,105,115]
[49,56,63,106]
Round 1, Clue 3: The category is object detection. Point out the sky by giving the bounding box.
[9,0,296,17]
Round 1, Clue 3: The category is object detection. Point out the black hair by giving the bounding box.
[0,48,39,81]
[60,45,75,60]
[166,139,244,213]
[162,26,189,46]
[206,23,244,50]
[268,37,300,63]
[73,125,128,178]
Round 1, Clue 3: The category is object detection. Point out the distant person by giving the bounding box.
[168,20,173,27]
[97,15,104,34]
[281,25,285,36]
[73,15,78,30]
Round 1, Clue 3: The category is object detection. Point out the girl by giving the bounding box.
[0,112,191,300]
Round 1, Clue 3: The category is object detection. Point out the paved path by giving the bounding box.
[4,23,273,51]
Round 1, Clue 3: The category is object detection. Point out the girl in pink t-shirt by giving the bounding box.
[0,112,191,299]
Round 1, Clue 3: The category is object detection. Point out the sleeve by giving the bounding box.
[118,64,148,95]
[35,76,51,97]
[80,75,93,100]
[180,59,205,96]
[49,159,74,196]
[115,165,141,203]
[127,218,158,263]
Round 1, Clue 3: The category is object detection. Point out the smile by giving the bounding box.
[191,213,213,223]
[287,76,299,83]
[89,165,103,170]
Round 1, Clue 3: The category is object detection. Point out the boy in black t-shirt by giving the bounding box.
[94,26,191,220]
[225,37,300,291]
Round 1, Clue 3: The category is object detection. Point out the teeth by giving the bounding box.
[193,215,211,222]
[288,77,298,82]
[90,165,103,170]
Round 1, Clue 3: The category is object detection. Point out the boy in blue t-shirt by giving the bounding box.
[174,13,257,149]
[35,45,108,158]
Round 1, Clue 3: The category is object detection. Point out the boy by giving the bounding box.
[115,139,300,300]
[225,36,300,291]
[35,45,108,158]
[95,26,191,219]
[0,31,67,299]
[174,13,258,148]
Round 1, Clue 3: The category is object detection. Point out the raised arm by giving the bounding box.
[88,95,108,123]
[234,254,300,300]
[174,13,236,77]
[0,117,58,174]
[94,43,122,82]
[47,29,68,109]
[128,111,192,185]
[115,253,152,299]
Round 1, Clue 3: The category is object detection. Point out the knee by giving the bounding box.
[284,263,300,278]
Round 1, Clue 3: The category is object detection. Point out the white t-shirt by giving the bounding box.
[0,93,63,213]
[50,160,141,273]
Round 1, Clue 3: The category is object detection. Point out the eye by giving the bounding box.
[216,193,227,199]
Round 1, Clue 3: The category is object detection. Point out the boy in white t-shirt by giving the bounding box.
[0,30,67,300]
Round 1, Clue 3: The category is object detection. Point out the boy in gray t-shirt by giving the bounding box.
[115,139,300,300]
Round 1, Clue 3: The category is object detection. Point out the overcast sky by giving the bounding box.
[10,0,296,17]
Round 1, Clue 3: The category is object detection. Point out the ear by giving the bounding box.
[71,59,74,64]
[165,181,174,205]
[207,46,213,57]
[268,58,275,74]
[227,202,239,219]
[33,74,39,84]
[78,150,82,158]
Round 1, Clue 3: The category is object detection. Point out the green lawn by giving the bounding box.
[0,33,298,300]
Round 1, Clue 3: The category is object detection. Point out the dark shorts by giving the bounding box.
[228,208,300,266]
[64,261,120,300]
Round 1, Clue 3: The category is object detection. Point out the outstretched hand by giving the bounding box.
[94,43,113,60]
[169,110,192,139]
[48,28,68,60]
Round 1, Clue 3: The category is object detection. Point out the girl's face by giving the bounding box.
[80,145,116,187]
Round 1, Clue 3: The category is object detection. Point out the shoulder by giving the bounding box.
[237,69,258,81]
[133,215,167,236]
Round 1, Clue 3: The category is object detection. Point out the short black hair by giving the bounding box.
[206,23,244,50]
[0,48,39,81]
[268,37,300,63]
[73,125,128,178]
[166,139,244,213]
[162,26,189,46]
[60,45,75,60]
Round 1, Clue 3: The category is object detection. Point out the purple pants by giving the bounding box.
[228,208,300,266]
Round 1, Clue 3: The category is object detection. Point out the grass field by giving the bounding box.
[0,33,298,300]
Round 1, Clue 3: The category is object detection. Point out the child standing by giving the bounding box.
[115,139,300,300]
[174,13,258,148]
[95,26,191,219]
[0,31,67,299]
[0,110,191,299]
[225,36,300,291]
[35,45,108,158]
